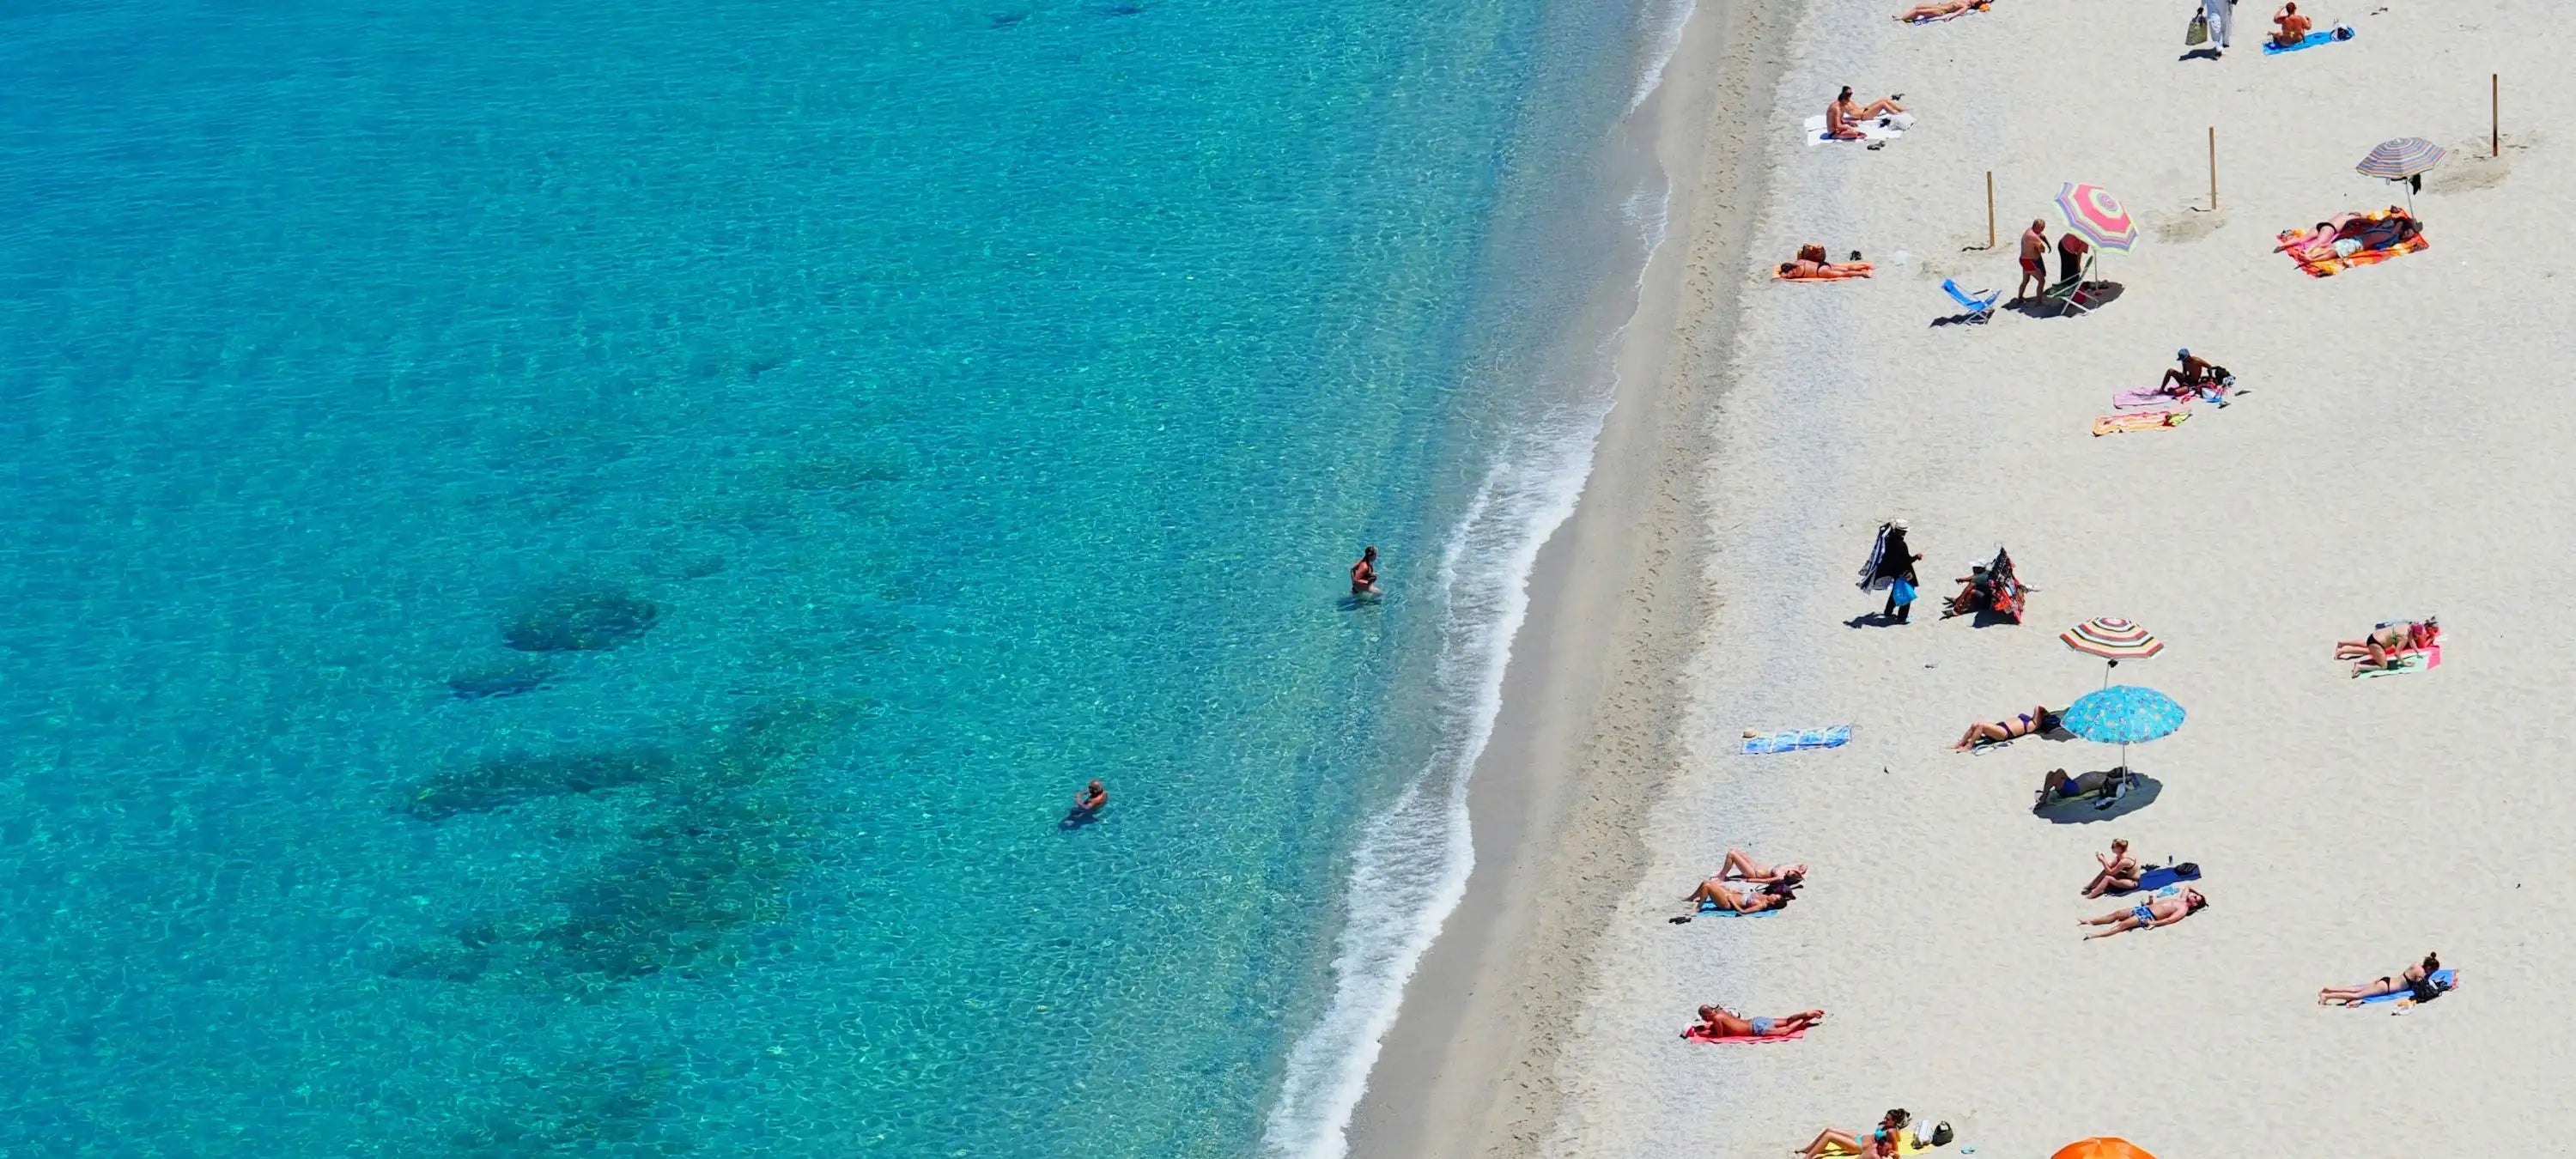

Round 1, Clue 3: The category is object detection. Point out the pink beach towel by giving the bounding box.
[1683,1026,1808,1045]
[2114,385,2180,410]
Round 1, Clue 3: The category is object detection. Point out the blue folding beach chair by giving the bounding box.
[1941,278,1999,324]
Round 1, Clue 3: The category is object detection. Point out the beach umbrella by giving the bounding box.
[2055,183,2139,252]
[2053,1140,2155,1159]
[2061,616,2163,687]
[2060,684,2185,773]
[2355,137,2445,213]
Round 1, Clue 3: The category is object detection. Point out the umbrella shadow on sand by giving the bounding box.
[2032,768,2162,823]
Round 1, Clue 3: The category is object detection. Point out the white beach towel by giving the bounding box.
[1803,111,1914,146]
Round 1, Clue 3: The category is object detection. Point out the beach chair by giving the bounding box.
[2040,255,2101,317]
[1941,278,1999,324]
[1942,546,2031,623]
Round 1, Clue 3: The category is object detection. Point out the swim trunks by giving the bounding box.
[2129,904,2155,925]
[1750,1016,1776,1036]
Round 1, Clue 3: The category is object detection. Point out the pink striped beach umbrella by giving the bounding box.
[2055,183,2139,252]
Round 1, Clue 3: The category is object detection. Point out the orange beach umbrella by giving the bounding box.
[2052,1139,2154,1159]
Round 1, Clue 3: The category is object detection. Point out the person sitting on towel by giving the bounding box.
[2081,887,2207,939]
[1894,0,1985,20]
[2081,837,2142,897]
[2270,1,2312,46]
[2318,952,2445,1005]
[1952,705,2062,751]
[1720,847,1807,885]
[2336,617,2438,671]
[1799,1109,1912,1159]
[1824,86,1904,139]
[2036,767,2131,810]
[1685,1003,1825,1040]
[1685,877,1796,913]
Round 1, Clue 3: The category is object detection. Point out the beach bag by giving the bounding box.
[2409,974,2442,1002]
[2185,10,2208,45]
[1891,579,1918,606]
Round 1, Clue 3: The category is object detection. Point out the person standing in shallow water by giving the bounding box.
[1063,779,1109,828]
[1351,546,1382,598]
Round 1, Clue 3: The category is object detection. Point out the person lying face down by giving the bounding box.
[2318,952,2445,1005]
[1684,1003,1826,1040]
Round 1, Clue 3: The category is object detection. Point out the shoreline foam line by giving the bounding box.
[1257,11,1695,1153]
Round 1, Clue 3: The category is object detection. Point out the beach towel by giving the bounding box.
[2093,409,2190,436]
[2126,862,2202,893]
[1698,897,1779,918]
[2263,26,2354,54]
[2358,968,2458,1004]
[1813,1134,1934,1157]
[2283,231,2427,277]
[1742,725,1851,755]
[2355,643,2442,677]
[1804,111,1914,146]
[1683,1025,1807,1045]
[1773,264,1874,281]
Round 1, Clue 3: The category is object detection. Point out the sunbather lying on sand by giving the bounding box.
[1721,847,1807,884]
[2081,888,2205,938]
[1952,705,2062,750]
[2318,952,2444,1005]
[2336,617,2438,670]
[2036,767,2132,810]
[1896,0,1986,20]
[1796,1109,1911,1159]
[2081,837,2140,897]
[1686,877,1796,913]
[1686,1004,1825,1040]
[2281,209,2420,262]
[1778,258,1874,279]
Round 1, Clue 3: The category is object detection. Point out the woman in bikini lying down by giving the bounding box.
[1896,0,1985,20]
[1797,1109,1911,1159]
[1685,1004,1825,1040]
[2318,952,2444,1005]
[1951,705,2062,750]
[1685,877,1797,913]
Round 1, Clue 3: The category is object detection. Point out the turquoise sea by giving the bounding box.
[0,0,1680,1154]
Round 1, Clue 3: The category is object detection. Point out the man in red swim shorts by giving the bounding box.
[2014,218,2050,303]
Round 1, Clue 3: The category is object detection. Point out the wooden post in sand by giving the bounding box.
[1985,171,1996,249]
[2207,126,2218,211]
[2493,74,2500,157]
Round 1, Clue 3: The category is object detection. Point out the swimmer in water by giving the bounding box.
[1352,546,1382,597]
[1061,780,1108,828]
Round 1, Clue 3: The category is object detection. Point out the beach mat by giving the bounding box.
[2358,968,2458,1004]
[2285,232,2427,277]
[1698,898,1778,918]
[2356,643,2441,677]
[1802,112,1913,146]
[2093,409,2189,436]
[1743,725,1850,755]
[2263,27,2354,54]
[1683,1025,1807,1045]
[2107,862,2202,895]
[2113,385,2180,410]
[2033,772,2162,823]
[1814,1133,1934,1157]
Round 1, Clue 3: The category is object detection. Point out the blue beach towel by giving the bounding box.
[1698,898,1779,918]
[2263,27,2354,54]
[2359,968,2456,1004]
[2109,863,2202,895]
[1742,725,1851,755]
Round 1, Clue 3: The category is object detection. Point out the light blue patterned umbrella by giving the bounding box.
[2061,685,2185,771]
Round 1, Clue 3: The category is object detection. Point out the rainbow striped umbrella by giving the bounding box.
[2056,183,2139,252]
[2061,617,2163,660]
[2355,137,2445,180]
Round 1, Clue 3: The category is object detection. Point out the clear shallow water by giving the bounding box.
[0,1,1663,1155]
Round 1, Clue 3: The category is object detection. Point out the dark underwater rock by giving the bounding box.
[446,661,558,701]
[503,591,662,652]
[404,749,675,822]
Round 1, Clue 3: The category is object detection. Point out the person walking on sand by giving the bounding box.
[2081,838,2142,897]
[1857,520,1922,623]
[2015,219,2050,302]
[2081,888,2206,938]
[2202,0,2234,52]
[1350,546,1381,597]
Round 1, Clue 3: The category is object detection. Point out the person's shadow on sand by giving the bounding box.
[1844,612,1911,628]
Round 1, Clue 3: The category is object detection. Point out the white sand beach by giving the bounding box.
[1353,0,2575,1155]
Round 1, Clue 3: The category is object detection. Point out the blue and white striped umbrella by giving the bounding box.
[2355,137,2445,180]
[2062,685,2185,745]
